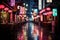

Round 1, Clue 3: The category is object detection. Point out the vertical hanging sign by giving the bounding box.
[52,8,57,16]
[38,0,42,10]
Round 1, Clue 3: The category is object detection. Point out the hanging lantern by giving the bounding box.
[46,7,51,11]
[0,5,5,9]
[47,11,52,15]
[4,7,9,11]
[8,10,12,13]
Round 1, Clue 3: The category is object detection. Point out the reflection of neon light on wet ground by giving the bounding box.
[17,22,29,40]
[28,22,39,40]
[30,23,39,40]
[29,22,34,34]
[33,25,39,40]
[40,28,43,40]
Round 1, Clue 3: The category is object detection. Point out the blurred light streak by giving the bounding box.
[0,5,5,9]
[40,9,45,13]
[33,25,39,40]
[43,13,47,15]
[20,6,23,14]
[17,5,20,9]
[46,0,52,3]
[15,14,17,23]
[26,4,28,7]
[4,7,9,11]
[10,0,15,6]
[40,28,43,40]
[30,23,34,34]
[34,9,38,13]
[23,3,25,6]
[46,7,51,11]
[38,0,42,10]
[10,13,13,22]
[52,8,57,16]
[17,34,24,40]
[43,0,45,8]
[20,7,25,14]
[40,15,43,21]
[8,10,12,13]
[8,10,13,22]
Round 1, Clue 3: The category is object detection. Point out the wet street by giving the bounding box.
[0,21,56,40]
[16,21,52,40]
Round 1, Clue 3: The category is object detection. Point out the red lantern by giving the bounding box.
[46,7,51,11]
[8,10,12,13]
[47,11,52,15]
[0,5,5,9]
[4,7,9,11]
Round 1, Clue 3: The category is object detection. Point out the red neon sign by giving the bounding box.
[0,5,5,9]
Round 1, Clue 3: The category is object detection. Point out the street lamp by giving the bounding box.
[23,3,25,6]
[32,9,34,11]
[26,4,28,7]
[46,0,52,3]
[17,5,20,10]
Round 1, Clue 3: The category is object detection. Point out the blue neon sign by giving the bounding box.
[52,8,57,16]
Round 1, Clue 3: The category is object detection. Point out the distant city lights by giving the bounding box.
[34,9,38,13]
[23,3,25,6]
[26,4,28,7]
[46,0,52,3]
[17,5,20,9]
[8,10,12,13]
[46,7,51,11]
[40,9,45,13]
[4,7,9,11]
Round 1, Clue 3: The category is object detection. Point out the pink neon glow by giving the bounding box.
[20,6,23,14]
[40,28,43,40]
[43,13,47,15]
[46,7,51,11]
[0,5,5,9]
[19,15,22,18]
[17,34,24,40]
[40,9,45,13]
[47,11,52,14]
[8,10,13,22]
[40,15,43,21]
[20,7,25,14]
[52,21,55,26]
[52,21,55,33]
[10,0,15,6]
[10,13,13,22]
[15,14,17,22]
[8,10,12,13]
[4,7,9,11]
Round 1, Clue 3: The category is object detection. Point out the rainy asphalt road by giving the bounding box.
[0,21,53,40]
